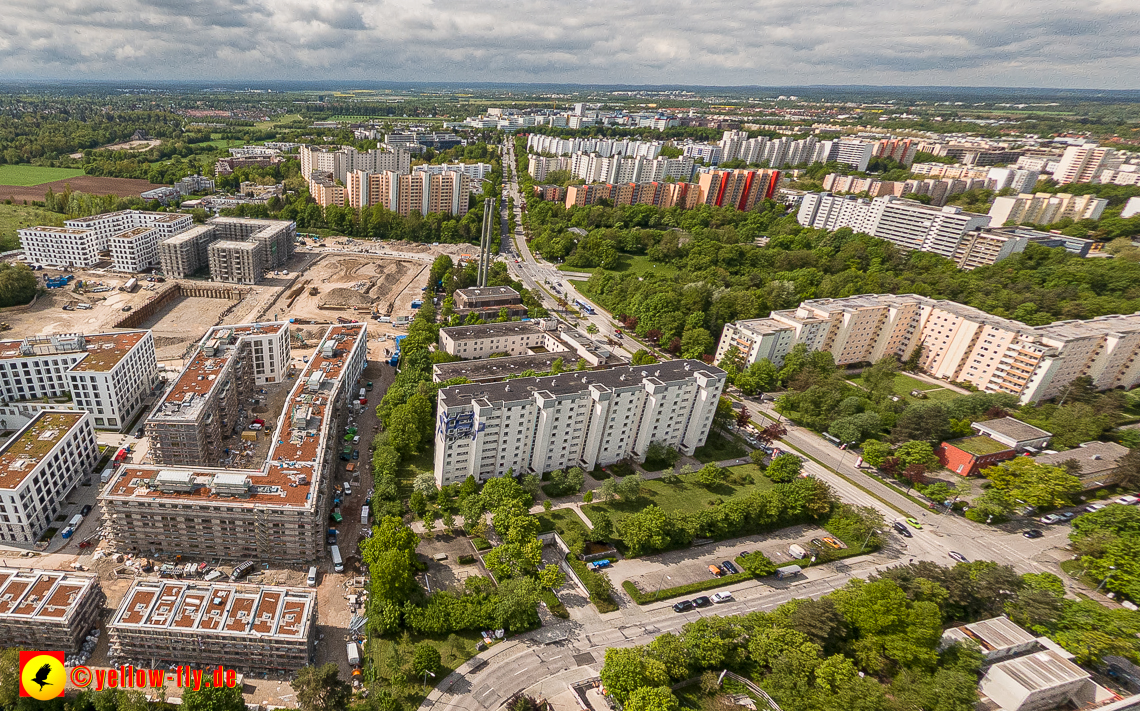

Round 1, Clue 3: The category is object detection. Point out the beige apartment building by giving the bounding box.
[988,192,1108,227]
[715,294,1140,403]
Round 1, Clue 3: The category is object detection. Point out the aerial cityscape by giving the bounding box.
[0,7,1139,710]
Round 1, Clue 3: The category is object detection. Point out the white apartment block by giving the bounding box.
[951,229,1031,271]
[986,167,1041,194]
[570,153,695,183]
[528,155,571,182]
[988,193,1108,227]
[1053,144,1118,185]
[439,320,565,360]
[526,135,662,158]
[0,331,158,430]
[108,226,160,272]
[434,360,725,485]
[681,143,723,164]
[797,194,991,260]
[0,411,98,543]
[1122,196,1140,219]
[715,294,1140,404]
[20,211,191,270]
[413,162,494,182]
[300,144,412,183]
[830,140,876,172]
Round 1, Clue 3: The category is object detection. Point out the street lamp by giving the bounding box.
[1095,566,1117,594]
[422,670,436,688]
[860,529,881,552]
[656,574,672,597]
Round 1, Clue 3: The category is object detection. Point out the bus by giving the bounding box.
[574,299,595,315]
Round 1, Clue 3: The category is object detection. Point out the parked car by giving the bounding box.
[948,551,969,563]
[692,596,711,608]
[586,559,611,571]
[821,536,846,550]
[1023,529,1045,539]
[708,564,724,577]
[80,504,92,516]
[1084,503,1107,513]
[673,600,694,613]
[1115,495,1139,505]
[905,517,923,530]
[1039,514,1064,525]
[721,560,740,575]
[352,435,360,445]
[352,449,359,460]
[892,521,913,538]
[711,592,734,603]
[1057,512,1077,522]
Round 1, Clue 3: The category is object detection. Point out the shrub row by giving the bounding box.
[622,572,752,604]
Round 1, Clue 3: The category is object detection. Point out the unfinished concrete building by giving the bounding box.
[101,324,366,562]
[159,225,216,278]
[208,241,263,284]
[144,323,290,467]
[0,568,103,653]
[157,217,295,283]
[109,580,315,672]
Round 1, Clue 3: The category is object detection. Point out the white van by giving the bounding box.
[307,566,318,587]
[331,545,344,573]
[343,481,352,497]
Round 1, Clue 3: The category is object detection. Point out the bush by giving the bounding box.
[458,554,475,565]
[622,572,751,604]
[738,551,777,577]
[541,589,570,618]
[566,554,619,612]
[472,537,491,551]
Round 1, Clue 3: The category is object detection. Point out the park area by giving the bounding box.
[558,253,679,277]
[847,371,961,403]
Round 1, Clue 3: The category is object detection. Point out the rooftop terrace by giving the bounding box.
[0,412,86,490]
[0,567,98,622]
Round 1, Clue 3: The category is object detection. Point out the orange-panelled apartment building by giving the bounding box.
[315,169,470,217]
[564,169,779,211]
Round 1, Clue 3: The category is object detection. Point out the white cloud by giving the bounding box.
[0,0,1137,87]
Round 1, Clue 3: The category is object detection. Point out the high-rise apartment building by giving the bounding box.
[526,135,661,158]
[987,193,1108,227]
[569,153,695,183]
[342,169,470,216]
[434,360,725,485]
[696,169,780,211]
[157,217,295,283]
[715,294,1140,404]
[1053,144,1116,185]
[299,144,411,183]
[986,167,1041,194]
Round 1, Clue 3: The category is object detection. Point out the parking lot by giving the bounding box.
[612,524,835,595]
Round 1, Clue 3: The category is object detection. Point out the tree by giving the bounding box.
[183,682,246,711]
[616,473,644,500]
[861,440,893,468]
[624,687,680,711]
[894,440,940,469]
[983,457,1082,508]
[902,464,927,492]
[739,551,777,576]
[750,449,768,466]
[413,643,442,679]
[861,357,901,402]
[891,403,951,443]
[495,576,542,632]
[292,664,352,711]
[1116,447,1140,490]
[767,453,803,483]
[697,463,726,488]
[414,471,439,495]
[600,648,670,704]
[828,412,883,444]
[682,327,714,359]
[736,406,752,428]
[757,422,787,445]
[632,349,658,365]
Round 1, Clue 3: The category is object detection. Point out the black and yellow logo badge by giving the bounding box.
[19,651,65,699]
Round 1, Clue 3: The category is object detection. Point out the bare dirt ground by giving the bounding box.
[102,139,162,152]
[283,252,431,324]
[0,176,162,203]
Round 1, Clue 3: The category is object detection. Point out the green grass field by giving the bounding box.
[535,508,590,538]
[848,372,958,403]
[580,466,772,527]
[369,630,482,708]
[397,450,434,497]
[557,253,678,277]
[693,430,748,463]
[0,203,62,250]
[0,165,85,186]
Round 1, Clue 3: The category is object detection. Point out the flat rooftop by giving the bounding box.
[163,225,215,244]
[210,240,259,252]
[456,286,520,300]
[433,352,585,382]
[991,649,1089,691]
[975,417,1052,442]
[70,332,149,372]
[441,321,547,341]
[1035,441,1128,476]
[111,580,313,641]
[110,226,155,240]
[439,359,723,408]
[23,226,90,235]
[0,567,99,622]
[947,435,1011,457]
[944,616,1038,652]
[109,324,364,509]
[152,323,288,422]
[0,412,86,491]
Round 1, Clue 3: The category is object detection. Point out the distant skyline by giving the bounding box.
[1,0,1138,90]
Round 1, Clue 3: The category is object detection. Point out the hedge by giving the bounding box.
[622,571,752,604]
[565,554,619,613]
[541,589,570,618]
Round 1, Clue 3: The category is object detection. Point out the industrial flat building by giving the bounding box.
[715,293,1140,404]
[434,360,724,485]
[144,322,291,467]
[102,324,366,562]
[109,580,315,672]
[0,568,103,653]
[453,286,526,319]
[0,412,98,542]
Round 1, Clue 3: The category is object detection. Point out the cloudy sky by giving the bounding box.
[1,0,1137,88]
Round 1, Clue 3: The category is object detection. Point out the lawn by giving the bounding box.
[0,165,85,187]
[0,203,62,250]
[848,372,958,403]
[397,450,434,497]
[580,466,772,526]
[368,630,483,708]
[535,507,590,538]
[557,253,678,277]
[693,430,748,464]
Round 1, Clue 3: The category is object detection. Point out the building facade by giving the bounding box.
[300,144,411,183]
[0,411,98,542]
[715,294,1140,404]
[0,568,103,653]
[20,211,192,270]
[109,580,315,672]
[987,193,1108,227]
[157,217,295,283]
[434,360,725,485]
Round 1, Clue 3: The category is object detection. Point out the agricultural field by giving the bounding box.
[0,165,85,186]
